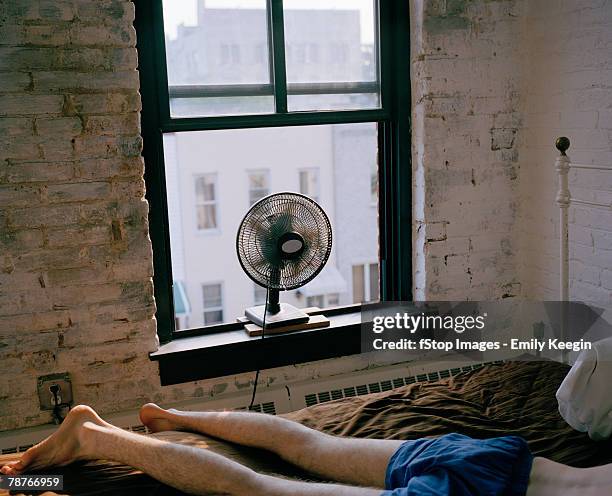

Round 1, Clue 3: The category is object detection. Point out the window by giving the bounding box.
[195,174,217,231]
[306,293,339,308]
[195,174,218,230]
[136,1,411,342]
[352,263,379,303]
[202,283,224,325]
[299,168,319,202]
[220,44,240,65]
[248,170,270,206]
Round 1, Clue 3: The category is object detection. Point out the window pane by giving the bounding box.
[352,264,365,303]
[196,175,216,202]
[283,0,379,111]
[327,293,339,306]
[306,295,325,308]
[204,310,223,325]
[288,93,379,112]
[162,0,274,117]
[299,168,319,201]
[203,283,222,308]
[163,123,379,330]
[248,170,270,205]
[197,205,217,230]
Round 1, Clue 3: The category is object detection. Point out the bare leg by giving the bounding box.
[140,403,403,488]
[1,406,381,496]
[527,457,612,496]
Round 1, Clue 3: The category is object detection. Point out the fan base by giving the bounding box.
[245,303,309,328]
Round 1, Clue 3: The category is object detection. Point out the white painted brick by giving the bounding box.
[0,72,32,92]
[38,0,76,21]
[33,70,140,92]
[598,110,612,130]
[6,161,74,183]
[36,117,83,136]
[0,25,25,45]
[70,92,141,115]
[47,181,111,204]
[0,117,34,137]
[0,47,54,71]
[0,95,64,116]
[70,23,136,47]
[0,184,41,207]
[75,157,144,180]
[23,24,71,46]
[9,204,81,228]
[83,113,140,135]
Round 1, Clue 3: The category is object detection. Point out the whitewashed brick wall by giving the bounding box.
[519,0,612,301]
[0,0,163,430]
[412,0,524,300]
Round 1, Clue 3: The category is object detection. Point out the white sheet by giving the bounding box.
[556,336,612,441]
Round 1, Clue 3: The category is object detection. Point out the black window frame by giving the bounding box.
[134,0,412,344]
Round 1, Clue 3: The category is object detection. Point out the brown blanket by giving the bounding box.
[2,361,610,495]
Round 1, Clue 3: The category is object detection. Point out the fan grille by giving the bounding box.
[236,192,332,290]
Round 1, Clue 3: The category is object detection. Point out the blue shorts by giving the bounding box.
[382,434,533,496]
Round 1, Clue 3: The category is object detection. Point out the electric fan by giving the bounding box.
[236,192,332,328]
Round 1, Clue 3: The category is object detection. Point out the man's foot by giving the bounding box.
[139,403,183,433]
[0,405,108,476]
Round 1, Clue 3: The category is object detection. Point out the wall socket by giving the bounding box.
[37,372,73,410]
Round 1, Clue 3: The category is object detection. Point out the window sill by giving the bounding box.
[150,306,362,385]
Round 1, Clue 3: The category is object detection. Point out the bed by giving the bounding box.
[2,360,611,496]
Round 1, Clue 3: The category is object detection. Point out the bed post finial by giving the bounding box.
[555,136,570,156]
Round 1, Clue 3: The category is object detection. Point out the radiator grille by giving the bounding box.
[304,361,502,407]
[238,401,277,415]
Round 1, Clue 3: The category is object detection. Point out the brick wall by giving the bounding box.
[412,0,523,300]
[0,0,159,430]
[519,0,612,300]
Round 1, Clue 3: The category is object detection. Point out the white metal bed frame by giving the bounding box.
[554,137,612,354]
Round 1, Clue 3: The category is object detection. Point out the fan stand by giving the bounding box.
[245,288,309,328]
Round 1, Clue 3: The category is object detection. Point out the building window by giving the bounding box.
[306,293,339,308]
[253,283,267,305]
[195,174,218,231]
[202,283,223,325]
[248,170,270,206]
[299,168,319,202]
[136,1,411,341]
[352,263,379,303]
[221,43,240,65]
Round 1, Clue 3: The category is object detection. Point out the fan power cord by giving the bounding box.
[248,284,269,411]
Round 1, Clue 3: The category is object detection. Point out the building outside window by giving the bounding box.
[202,283,224,325]
[299,168,319,202]
[253,283,267,305]
[195,174,218,230]
[248,170,270,205]
[352,263,379,303]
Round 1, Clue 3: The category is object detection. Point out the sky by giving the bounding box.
[162,0,375,42]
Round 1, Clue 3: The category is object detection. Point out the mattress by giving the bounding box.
[1,360,610,495]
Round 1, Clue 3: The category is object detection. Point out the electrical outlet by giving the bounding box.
[37,373,73,410]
